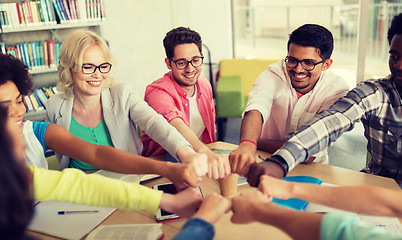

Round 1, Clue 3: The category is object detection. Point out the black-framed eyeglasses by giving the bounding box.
[169,56,204,70]
[82,62,112,74]
[285,56,325,71]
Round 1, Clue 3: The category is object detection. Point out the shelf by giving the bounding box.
[29,67,58,75]
[2,20,104,33]
[24,110,47,122]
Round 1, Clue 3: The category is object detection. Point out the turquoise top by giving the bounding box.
[68,116,114,171]
[321,213,402,240]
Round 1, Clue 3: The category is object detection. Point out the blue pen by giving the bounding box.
[58,210,99,215]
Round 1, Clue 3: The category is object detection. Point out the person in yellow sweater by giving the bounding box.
[0,103,203,239]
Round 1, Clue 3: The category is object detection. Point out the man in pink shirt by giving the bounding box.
[229,24,349,177]
[142,27,230,180]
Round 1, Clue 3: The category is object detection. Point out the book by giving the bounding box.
[46,0,57,23]
[271,176,323,211]
[86,224,163,240]
[62,0,72,20]
[24,95,34,112]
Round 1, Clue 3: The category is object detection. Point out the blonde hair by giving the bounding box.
[57,30,115,99]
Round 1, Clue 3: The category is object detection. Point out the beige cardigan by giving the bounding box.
[46,82,190,170]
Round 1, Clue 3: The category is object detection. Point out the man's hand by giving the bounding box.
[159,187,203,218]
[228,142,257,177]
[192,193,231,224]
[258,175,293,200]
[166,162,201,190]
[203,151,231,179]
[231,190,271,224]
[247,161,285,187]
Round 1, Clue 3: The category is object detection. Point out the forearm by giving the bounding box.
[253,203,322,240]
[88,145,174,176]
[257,139,285,153]
[240,110,263,143]
[291,184,402,217]
[170,118,210,154]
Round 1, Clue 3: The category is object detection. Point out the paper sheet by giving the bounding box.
[28,201,115,240]
[86,224,163,240]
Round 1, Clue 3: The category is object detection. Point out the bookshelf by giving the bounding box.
[0,0,106,121]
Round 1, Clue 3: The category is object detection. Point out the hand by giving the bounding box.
[167,162,200,190]
[231,190,271,224]
[159,187,203,218]
[229,143,257,177]
[203,151,231,179]
[177,147,208,177]
[192,193,231,224]
[247,161,285,187]
[258,175,293,200]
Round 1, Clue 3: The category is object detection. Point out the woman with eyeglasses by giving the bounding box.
[45,30,208,189]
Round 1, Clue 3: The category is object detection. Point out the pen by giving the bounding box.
[58,210,99,215]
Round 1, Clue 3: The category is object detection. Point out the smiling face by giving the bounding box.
[286,43,332,94]
[71,44,110,97]
[389,34,402,86]
[165,43,202,92]
[0,81,25,133]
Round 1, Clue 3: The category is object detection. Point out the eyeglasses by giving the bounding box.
[82,62,112,74]
[169,56,204,70]
[285,56,325,71]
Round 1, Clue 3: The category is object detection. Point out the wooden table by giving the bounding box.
[27,142,401,240]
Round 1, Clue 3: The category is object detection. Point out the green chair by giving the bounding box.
[216,58,280,140]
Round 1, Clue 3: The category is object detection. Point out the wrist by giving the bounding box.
[265,156,288,176]
[239,140,258,151]
[176,145,195,163]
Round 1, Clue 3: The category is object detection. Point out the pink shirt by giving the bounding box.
[245,60,349,163]
[141,71,216,157]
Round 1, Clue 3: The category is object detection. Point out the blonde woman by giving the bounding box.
[46,30,208,188]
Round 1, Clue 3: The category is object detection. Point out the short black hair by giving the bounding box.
[387,13,402,45]
[163,27,202,59]
[287,24,334,60]
[0,105,35,239]
[0,54,32,96]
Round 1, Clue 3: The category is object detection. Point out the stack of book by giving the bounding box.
[4,40,61,71]
[0,0,106,27]
[25,86,60,113]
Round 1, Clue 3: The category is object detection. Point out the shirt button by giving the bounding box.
[185,103,188,107]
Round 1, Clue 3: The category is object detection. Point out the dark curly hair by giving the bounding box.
[0,105,35,240]
[0,54,32,96]
[288,24,334,60]
[387,13,402,45]
[163,27,202,59]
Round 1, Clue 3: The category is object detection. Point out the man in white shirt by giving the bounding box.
[229,24,349,177]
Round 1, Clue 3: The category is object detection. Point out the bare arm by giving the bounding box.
[259,175,402,217]
[257,139,285,153]
[229,110,262,176]
[44,123,200,189]
[170,118,230,179]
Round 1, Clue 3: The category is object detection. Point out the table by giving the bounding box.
[27,142,401,240]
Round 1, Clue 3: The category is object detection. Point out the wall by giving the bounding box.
[101,0,233,97]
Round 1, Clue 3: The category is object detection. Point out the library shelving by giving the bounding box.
[0,0,106,121]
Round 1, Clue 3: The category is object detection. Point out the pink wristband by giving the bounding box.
[239,139,257,147]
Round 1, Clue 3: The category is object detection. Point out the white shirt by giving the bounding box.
[23,121,48,169]
[189,87,206,139]
[244,60,349,163]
